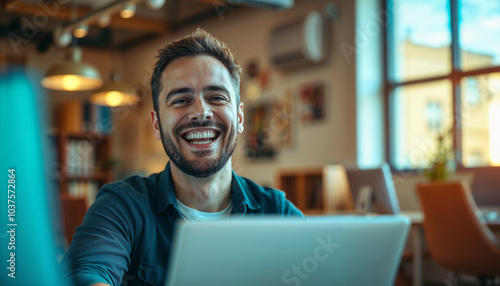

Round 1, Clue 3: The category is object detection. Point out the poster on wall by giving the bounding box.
[242,59,269,101]
[245,103,275,159]
[272,89,295,150]
[299,81,325,123]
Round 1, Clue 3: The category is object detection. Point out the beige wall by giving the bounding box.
[116,0,358,186]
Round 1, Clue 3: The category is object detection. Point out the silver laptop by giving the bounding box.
[165,215,410,286]
[346,163,401,215]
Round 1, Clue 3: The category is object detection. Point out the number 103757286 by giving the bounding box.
[8,169,16,223]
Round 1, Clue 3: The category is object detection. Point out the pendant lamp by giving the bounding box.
[90,73,139,107]
[41,47,103,91]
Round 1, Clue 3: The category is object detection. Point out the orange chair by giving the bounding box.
[416,181,500,285]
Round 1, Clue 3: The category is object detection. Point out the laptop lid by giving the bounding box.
[354,185,373,214]
[166,215,410,286]
[346,163,401,215]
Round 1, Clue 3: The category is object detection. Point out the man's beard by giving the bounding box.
[159,120,238,178]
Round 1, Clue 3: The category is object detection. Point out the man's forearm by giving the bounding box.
[91,283,111,286]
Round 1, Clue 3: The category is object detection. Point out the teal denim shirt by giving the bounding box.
[62,162,304,286]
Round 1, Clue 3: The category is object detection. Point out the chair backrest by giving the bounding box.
[416,181,500,276]
[60,194,88,247]
[470,166,500,207]
[322,165,355,212]
[346,163,401,215]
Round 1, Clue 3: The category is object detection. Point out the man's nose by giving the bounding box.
[188,98,213,121]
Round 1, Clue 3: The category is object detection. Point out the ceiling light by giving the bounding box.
[41,47,103,91]
[97,14,111,27]
[146,0,166,10]
[73,24,89,38]
[53,0,168,48]
[91,73,139,107]
[120,4,136,19]
[54,25,73,48]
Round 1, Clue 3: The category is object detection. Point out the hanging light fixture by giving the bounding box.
[42,0,102,91]
[41,47,103,91]
[91,73,139,107]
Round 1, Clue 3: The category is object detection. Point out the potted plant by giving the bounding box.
[423,128,455,181]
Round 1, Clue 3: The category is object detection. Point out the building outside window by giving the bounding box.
[386,0,500,169]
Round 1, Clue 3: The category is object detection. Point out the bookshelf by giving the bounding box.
[53,131,113,208]
[276,167,324,214]
[276,165,354,214]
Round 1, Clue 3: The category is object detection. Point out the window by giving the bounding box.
[386,0,500,169]
[426,101,443,132]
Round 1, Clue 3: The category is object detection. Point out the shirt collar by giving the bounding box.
[230,170,260,213]
[155,162,261,214]
[156,162,177,214]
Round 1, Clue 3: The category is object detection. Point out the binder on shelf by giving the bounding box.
[57,100,113,135]
[57,100,84,133]
[68,180,99,207]
[91,104,112,134]
[65,139,97,176]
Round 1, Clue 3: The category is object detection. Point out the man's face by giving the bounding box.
[151,55,244,177]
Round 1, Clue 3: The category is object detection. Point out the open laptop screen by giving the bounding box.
[166,216,410,286]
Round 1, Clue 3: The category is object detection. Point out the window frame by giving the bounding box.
[383,0,500,171]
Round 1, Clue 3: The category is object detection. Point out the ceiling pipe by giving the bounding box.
[53,0,145,47]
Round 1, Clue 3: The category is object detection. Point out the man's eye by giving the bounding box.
[172,98,189,105]
[210,95,226,102]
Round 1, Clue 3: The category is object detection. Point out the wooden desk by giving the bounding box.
[402,210,500,286]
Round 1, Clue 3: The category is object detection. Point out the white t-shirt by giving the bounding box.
[176,199,233,221]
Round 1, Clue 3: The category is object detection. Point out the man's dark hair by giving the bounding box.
[150,28,242,113]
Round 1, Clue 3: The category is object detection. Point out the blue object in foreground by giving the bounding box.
[0,67,68,286]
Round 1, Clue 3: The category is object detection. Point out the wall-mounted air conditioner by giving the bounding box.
[269,11,326,69]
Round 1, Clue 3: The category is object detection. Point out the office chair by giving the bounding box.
[322,165,355,212]
[471,166,500,207]
[416,181,500,285]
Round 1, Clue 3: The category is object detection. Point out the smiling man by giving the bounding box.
[62,29,303,286]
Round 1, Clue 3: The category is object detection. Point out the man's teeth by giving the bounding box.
[192,140,211,145]
[185,131,216,140]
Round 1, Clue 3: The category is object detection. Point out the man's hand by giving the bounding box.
[91,283,111,286]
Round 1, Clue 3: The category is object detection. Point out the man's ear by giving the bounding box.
[150,109,162,140]
[237,102,244,134]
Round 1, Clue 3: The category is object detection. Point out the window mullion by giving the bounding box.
[450,0,461,71]
[450,0,463,167]
[384,0,394,167]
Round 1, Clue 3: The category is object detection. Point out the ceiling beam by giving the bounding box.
[1,0,20,10]
[185,0,226,5]
[5,1,169,34]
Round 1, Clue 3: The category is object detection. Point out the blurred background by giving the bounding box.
[1,0,500,285]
